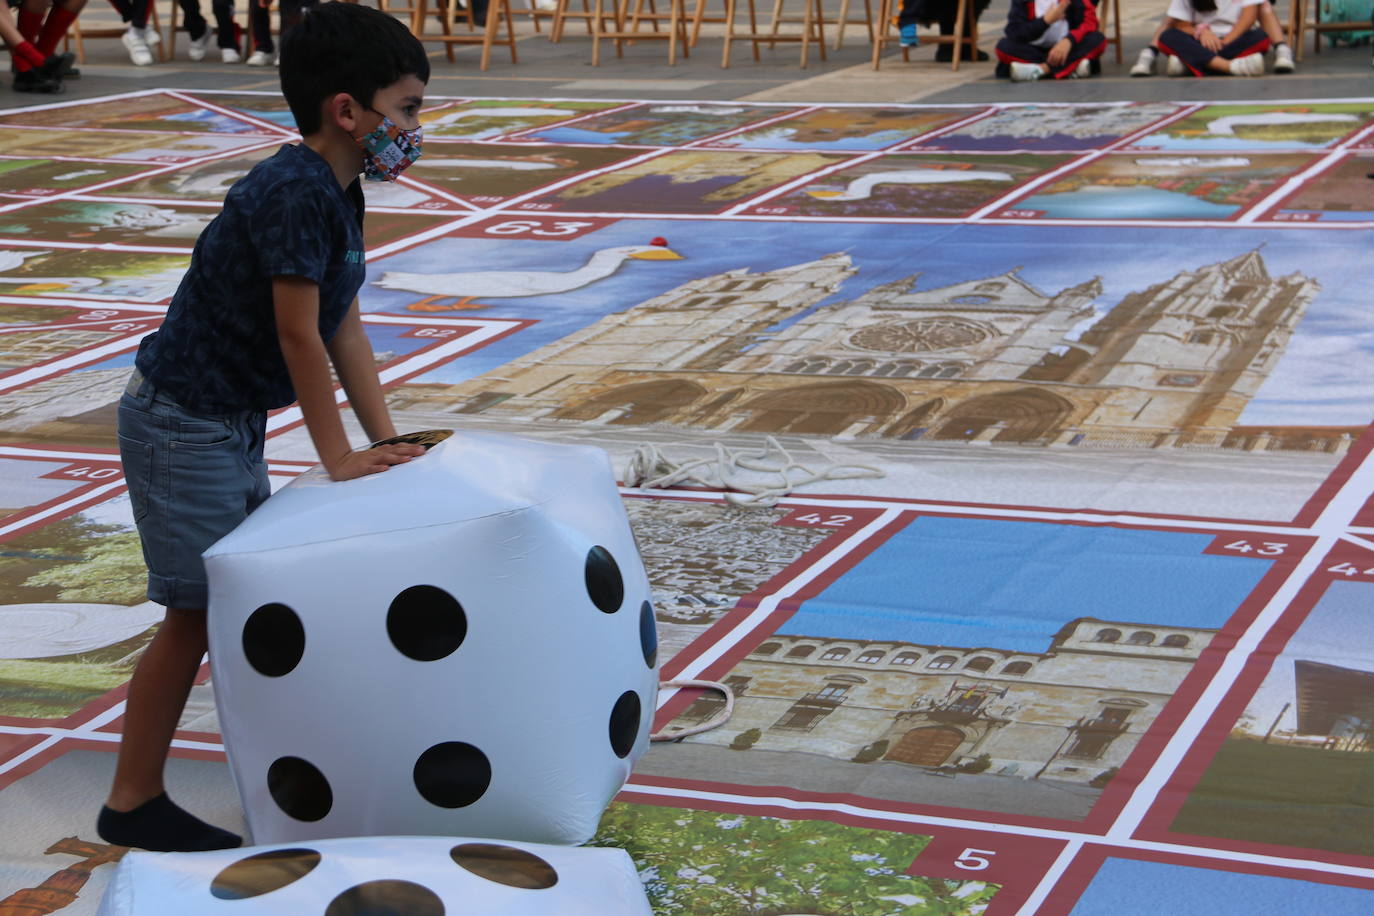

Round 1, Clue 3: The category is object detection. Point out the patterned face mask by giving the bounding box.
[354,113,423,182]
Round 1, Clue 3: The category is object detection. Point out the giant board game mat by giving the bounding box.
[0,88,1373,915]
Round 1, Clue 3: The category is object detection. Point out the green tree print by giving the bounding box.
[591,802,999,915]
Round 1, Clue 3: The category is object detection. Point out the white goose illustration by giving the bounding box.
[805,168,1015,201]
[377,238,684,311]
[1204,112,1358,136]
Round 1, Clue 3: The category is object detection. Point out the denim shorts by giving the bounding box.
[118,369,270,609]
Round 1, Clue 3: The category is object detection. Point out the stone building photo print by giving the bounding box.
[638,516,1273,824]
[370,222,1374,521]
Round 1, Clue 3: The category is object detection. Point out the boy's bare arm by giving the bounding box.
[273,277,422,481]
[327,298,397,444]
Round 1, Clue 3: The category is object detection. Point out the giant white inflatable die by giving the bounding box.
[96,835,653,915]
[204,431,659,846]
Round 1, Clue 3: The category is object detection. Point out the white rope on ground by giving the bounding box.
[650,679,736,741]
[624,436,885,508]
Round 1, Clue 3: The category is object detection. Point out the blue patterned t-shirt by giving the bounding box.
[136,143,366,413]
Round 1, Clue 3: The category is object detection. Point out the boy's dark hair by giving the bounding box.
[1189,0,1218,13]
[279,2,430,136]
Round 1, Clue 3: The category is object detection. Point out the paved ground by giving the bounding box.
[12,0,1371,108]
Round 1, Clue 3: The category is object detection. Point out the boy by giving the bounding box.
[96,1,429,853]
[995,0,1106,80]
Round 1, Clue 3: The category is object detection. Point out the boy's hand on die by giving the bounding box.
[326,443,427,481]
[1048,36,1072,65]
[1197,24,1221,50]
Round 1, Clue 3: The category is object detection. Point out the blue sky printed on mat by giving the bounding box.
[1068,858,1374,915]
[777,517,1267,653]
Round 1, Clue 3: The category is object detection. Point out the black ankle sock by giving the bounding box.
[97,793,242,852]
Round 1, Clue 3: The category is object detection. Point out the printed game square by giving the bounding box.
[914,102,1186,151]
[513,102,790,146]
[640,515,1275,825]
[1166,574,1374,860]
[0,93,278,135]
[704,106,982,151]
[519,150,849,213]
[1262,152,1374,223]
[996,152,1316,221]
[0,158,159,200]
[744,152,1076,219]
[419,100,628,140]
[1127,102,1374,152]
[404,142,642,204]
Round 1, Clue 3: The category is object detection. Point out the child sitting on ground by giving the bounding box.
[1131,0,1282,75]
[995,0,1105,80]
[95,1,429,853]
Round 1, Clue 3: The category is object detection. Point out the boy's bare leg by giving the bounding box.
[106,607,206,810]
[98,607,241,851]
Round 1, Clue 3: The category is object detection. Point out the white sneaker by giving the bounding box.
[1072,57,1091,78]
[1129,47,1156,76]
[143,26,160,46]
[1230,52,1265,75]
[246,49,272,66]
[1165,53,1186,76]
[221,47,241,63]
[121,26,154,66]
[1273,42,1295,72]
[187,28,211,61]
[1009,61,1044,81]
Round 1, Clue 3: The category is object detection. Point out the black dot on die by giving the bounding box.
[414,742,491,808]
[609,690,641,759]
[268,756,333,822]
[585,546,624,614]
[242,603,305,677]
[210,848,321,900]
[450,843,558,890]
[639,601,658,669]
[324,880,444,916]
[387,585,467,662]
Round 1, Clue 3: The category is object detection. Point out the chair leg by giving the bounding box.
[799,0,812,66]
[746,0,760,59]
[721,0,734,65]
[814,0,827,58]
[505,0,520,61]
[690,0,707,44]
[834,0,851,49]
[592,0,603,63]
[442,0,457,61]
[950,0,967,70]
[871,0,887,68]
[767,0,783,44]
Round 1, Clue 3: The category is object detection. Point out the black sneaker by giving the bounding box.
[54,52,80,79]
[13,67,63,94]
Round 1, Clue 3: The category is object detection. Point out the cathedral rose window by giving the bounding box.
[849,318,990,354]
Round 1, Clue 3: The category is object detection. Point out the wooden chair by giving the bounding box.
[765,0,872,49]
[722,0,827,67]
[1291,0,1370,59]
[591,0,690,64]
[1096,0,1121,65]
[552,0,616,40]
[413,0,519,69]
[870,0,979,70]
[687,0,729,45]
[68,1,165,63]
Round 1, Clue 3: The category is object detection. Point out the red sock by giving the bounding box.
[18,8,43,41]
[14,41,48,69]
[37,6,79,56]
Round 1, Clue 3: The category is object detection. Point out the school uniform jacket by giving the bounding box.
[1003,0,1100,45]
